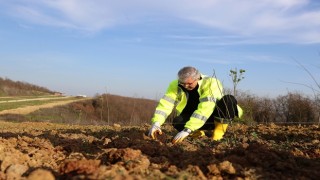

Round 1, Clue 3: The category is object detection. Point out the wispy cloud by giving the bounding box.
[2,0,320,43]
[245,54,291,64]
[196,57,243,65]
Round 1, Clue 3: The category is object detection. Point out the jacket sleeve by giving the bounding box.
[151,80,179,126]
[185,78,223,131]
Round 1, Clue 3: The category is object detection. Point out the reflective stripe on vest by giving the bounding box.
[191,113,208,122]
[155,110,167,118]
[200,97,216,103]
[162,95,175,104]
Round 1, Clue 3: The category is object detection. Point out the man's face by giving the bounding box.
[179,77,198,90]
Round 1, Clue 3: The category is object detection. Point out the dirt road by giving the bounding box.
[0,96,70,103]
[0,97,89,115]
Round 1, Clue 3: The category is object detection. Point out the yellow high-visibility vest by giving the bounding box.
[151,75,227,131]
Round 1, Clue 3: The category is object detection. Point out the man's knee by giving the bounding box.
[221,95,237,105]
[216,95,239,119]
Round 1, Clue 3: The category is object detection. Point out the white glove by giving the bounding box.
[172,128,191,144]
[148,122,162,139]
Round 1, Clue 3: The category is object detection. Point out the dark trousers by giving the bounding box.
[172,95,239,131]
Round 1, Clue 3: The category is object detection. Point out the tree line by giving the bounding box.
[67,91,320,125]
[0,77,54,96]
[237,91,319,124]
[0,72,319,125]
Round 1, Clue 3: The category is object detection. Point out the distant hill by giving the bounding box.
[0,77,55,96]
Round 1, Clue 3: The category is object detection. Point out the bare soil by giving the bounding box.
[0,121,319,179]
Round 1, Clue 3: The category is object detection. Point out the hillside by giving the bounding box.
[0,77,54,96]
[1,76,319,125]
[0,77,158,126]
[0,94,159,125]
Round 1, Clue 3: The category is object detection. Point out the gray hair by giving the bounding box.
[177,66,201,82]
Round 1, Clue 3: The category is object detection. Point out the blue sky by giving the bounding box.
[0,0,319,99]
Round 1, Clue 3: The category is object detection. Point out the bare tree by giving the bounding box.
[293,59,320,125]
[104,88,110,125]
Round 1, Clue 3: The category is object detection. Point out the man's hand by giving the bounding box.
[148,122,162,139]
[172,128,191,144]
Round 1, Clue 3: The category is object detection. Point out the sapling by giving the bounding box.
[229,68,246,97]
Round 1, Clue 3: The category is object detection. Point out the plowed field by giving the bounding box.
[0,121,319,179]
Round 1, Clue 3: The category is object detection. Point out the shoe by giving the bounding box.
[189,130,205,138]
[212,122,228,141]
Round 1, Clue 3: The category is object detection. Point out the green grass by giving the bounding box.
[26,114,64,122]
